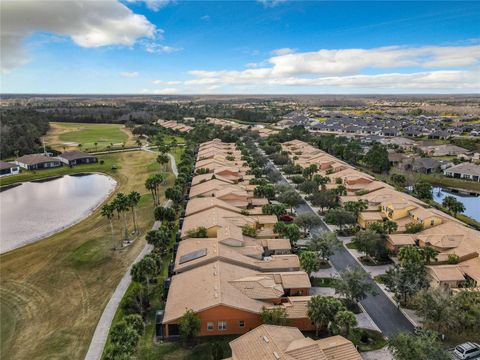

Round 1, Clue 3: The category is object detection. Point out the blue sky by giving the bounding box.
[1,0,479,94]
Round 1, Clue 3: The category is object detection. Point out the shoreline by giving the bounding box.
[0,173,118,255]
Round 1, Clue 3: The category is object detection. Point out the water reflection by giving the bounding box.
[432,186,480,222]
[0,174,116,253]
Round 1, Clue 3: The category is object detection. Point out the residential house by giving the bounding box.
[161,261,314,338]
[444,163,480,182]
[227,325,361,360]
[0,161,20,176]
[58,151,97,166]
[15,154,62,170]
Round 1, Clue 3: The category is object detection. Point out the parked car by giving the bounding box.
[453,342,480,359]
[279,214,295,222]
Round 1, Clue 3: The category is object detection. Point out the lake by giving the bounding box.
[0,174,116,253]
[432,186,480,222]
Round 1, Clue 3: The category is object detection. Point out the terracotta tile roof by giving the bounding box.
[316,335,362,360]
[229,325,328,360]
[427,265,466,282]
[191,173,234,186]
[189,179,243,198]
[185,197,242,216]
[230,276,285,299]
[359,212,384,221]
[181,207,255,237]
[163,261,268,323]
[387,234,416,246]
[272,297,312,319]
[174,237,297,273]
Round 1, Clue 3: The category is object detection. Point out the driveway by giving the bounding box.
[265,157,414,337]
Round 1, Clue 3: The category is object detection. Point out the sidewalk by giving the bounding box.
[84,153,178,360]
[84,243,153,360]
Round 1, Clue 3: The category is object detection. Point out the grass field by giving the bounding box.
[45,122,137,152]
[0,150,175,360]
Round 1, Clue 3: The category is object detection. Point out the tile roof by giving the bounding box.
[316,335,362,360]
[229,325,329,360]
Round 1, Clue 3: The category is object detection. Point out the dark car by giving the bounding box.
[279,214,295,222]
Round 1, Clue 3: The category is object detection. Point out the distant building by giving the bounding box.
[420,144,469,157]
[15,154,62,170]
[444,162,480,182]
[58,151,97,166]
[0,161,20,177]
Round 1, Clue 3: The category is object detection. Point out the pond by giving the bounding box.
[432,186,480,222]
[0,174,116,253]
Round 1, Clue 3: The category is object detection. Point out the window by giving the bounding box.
[218,321,227,331]
[430,219,435,226]
[207,322,214,331]
[239,320,245,328]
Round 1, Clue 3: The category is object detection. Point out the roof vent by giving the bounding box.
[263,336,269,343]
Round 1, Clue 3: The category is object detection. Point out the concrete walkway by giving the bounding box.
[361,348,394,360]
[84,153,178,360]
[84,243,153,360]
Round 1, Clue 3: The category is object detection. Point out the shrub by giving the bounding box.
[405,222,424,234]
[187,226,208,238]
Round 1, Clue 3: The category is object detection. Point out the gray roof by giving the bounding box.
[445,162,480,177]
[59,150,96,161]
[0,161,17,170]
[16,154,60,165]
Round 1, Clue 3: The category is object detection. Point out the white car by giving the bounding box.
[453,343,480,359]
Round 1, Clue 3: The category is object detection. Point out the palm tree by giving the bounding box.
[94,142,98,151]
[334,310,357,336]
[157,153,169,172]
[127,191,141,234]
[101,203,116,250]
[113,193,130,243]
[145,174,163,205]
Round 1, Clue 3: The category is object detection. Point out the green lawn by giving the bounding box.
[0,150,173,360]
[311,277,337,287]
[46,122,135,152]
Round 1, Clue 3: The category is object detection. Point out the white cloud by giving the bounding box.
[181,44,480,92]
[1,0,156,72]
[120,71,139,78]
[126,0,174,11]
[271,47,295,55]
[144,43,181,53]
[142,88,179,94]
[201,15,211,21]
[151,79,181,85]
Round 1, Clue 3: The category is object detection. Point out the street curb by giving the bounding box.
[340,245,419,328]
[357,303,382,333]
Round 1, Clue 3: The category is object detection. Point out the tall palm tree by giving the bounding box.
[127,191,141,234]
[114,193,130,242]
[101,203,116,250]
[157,153,169,172]
[145,174,164,205]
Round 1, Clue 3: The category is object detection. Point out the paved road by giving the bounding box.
[266,160,414,337]
[85,153,178,360]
